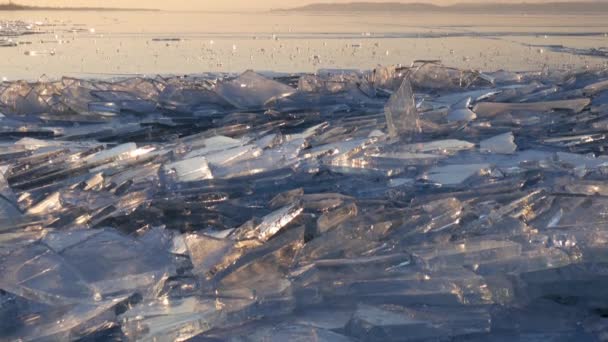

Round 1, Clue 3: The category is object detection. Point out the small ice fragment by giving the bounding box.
[163,156,213,182]
[480,132,517,154]
[269,188,304,209]
[317,202,358,234]
[421,197,463,233]
[425,164,491,185]
[183,135,243,159]
[85,143,138,164]
[447,97,477,122]
[204,144,262,166]
[374,152,441,161]
[388,178,414,187]
[384,77,420,139]
[170,234,188,255]
[185,233,235,277]
[404,139,475,154]
[232,203,303,242]
[473,98,590,117]
[368,129,386,138]
[26,192,62,215]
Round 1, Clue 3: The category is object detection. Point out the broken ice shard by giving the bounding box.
[384,76,420,139]
[163,156,213,182]
[232,203,303,242]
[425,164,491,185]
[473,98,590,117]
[480,132,517,154]
[447,96,477,123]
[184,233,236,278]
[214,70,296,109]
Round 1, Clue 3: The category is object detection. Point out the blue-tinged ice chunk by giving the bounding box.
[555,151,608,171]
[0,189,21,231]
[403,139,475,154]
[424,164,491,185]
[447,97,477,123]
[480,132,517,154]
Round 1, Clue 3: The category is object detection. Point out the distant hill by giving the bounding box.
[0,2,157,11]
[275,2,608,14]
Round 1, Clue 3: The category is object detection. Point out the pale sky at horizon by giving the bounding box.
[4,0,604,11]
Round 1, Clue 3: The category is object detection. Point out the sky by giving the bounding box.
[7,0,605,11]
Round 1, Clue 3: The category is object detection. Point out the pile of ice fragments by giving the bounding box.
[2,61,608,341]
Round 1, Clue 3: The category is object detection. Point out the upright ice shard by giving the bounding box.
[384,77,420,139]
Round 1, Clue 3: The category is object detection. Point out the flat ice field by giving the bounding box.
[0,10,608,79]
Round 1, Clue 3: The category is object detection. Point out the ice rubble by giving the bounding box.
[1,62,608,340]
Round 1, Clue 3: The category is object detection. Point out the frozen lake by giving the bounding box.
[1,10,608,80]
[4,7,608,342]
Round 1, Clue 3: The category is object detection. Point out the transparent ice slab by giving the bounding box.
[480,132,517,154]
[424,164,492,185]
[473,98,590,117]
[214,70,296,109]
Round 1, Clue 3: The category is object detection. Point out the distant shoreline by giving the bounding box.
[274,2,608,14]
[0,3,158,11]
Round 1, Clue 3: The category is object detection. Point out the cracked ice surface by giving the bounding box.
[1,62,608,340]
